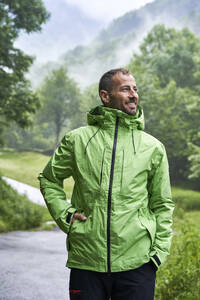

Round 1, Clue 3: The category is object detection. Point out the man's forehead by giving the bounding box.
[112,72,136,86]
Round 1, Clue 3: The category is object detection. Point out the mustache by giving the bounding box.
[129,97,137,103]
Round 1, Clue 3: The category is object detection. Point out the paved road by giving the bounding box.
[0,229,70,300]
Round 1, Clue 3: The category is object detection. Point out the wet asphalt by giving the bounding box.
[0,229,70,300]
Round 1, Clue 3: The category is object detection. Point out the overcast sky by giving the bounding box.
[65,0,154,21]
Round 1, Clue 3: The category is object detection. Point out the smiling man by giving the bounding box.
[39,68,174,300]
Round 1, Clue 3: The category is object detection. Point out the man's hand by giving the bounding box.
[71,212,87,225]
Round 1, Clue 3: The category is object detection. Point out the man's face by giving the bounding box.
[102,72,139,116]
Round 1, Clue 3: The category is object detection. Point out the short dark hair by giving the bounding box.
[98,68,131,95]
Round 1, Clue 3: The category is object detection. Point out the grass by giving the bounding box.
[0,151,49,187]
[172,186,200,210]
[0,150,74,197]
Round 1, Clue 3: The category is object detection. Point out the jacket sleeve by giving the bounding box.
[148,144,174,269]
[38,133,76,234]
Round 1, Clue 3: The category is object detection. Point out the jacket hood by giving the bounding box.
[87,105,145,130]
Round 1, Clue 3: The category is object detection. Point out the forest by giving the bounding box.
[1,23,200,189]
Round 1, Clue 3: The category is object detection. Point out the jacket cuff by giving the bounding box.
[150,254,161,270]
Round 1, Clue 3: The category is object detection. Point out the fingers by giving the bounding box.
[72,213,87,224]
[74,213,87,221]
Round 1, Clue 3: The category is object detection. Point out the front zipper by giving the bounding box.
[107,117,119,273]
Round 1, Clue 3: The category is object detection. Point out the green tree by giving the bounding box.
[39,67,81,148]
[134,24,200,89]
[79,83,101,125]
[187,96,200,180]
[3,81,101,152]
[2,121,54,152]
[0,0,49,143]
[128,25,200,185]
[188,143,200,180]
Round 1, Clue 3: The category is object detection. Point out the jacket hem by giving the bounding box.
[66,257,151,273]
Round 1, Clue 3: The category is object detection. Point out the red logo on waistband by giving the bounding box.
[70,289,81,294]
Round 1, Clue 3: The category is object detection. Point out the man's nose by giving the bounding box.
[129,89,137,98]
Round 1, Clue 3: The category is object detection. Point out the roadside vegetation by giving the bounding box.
[0,176,51,233]
[155,208,200,300]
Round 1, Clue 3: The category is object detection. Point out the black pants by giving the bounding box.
[69,261,156,300]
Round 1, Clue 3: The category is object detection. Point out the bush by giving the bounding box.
[0,176,47,232]
[172,187,200,210]
[155,208,200,300]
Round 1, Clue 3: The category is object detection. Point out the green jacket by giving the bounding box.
[39,105,174,272]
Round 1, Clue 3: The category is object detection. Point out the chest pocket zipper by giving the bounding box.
[100,149,105,186]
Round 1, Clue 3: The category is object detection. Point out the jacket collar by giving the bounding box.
[87,105,144,130]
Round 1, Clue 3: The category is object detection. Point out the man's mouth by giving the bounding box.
[127,102,136,109]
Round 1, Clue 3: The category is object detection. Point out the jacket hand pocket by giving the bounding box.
[138,207,156,245]
[69,214,92,236]
[66,219,85,252]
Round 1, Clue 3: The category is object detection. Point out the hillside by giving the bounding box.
[29,0,200,88]
[61,0,200,87]
[99,0,200,41]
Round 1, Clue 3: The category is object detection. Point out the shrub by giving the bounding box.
[0,176,47,232]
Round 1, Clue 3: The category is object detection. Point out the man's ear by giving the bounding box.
[100,90,110,106]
